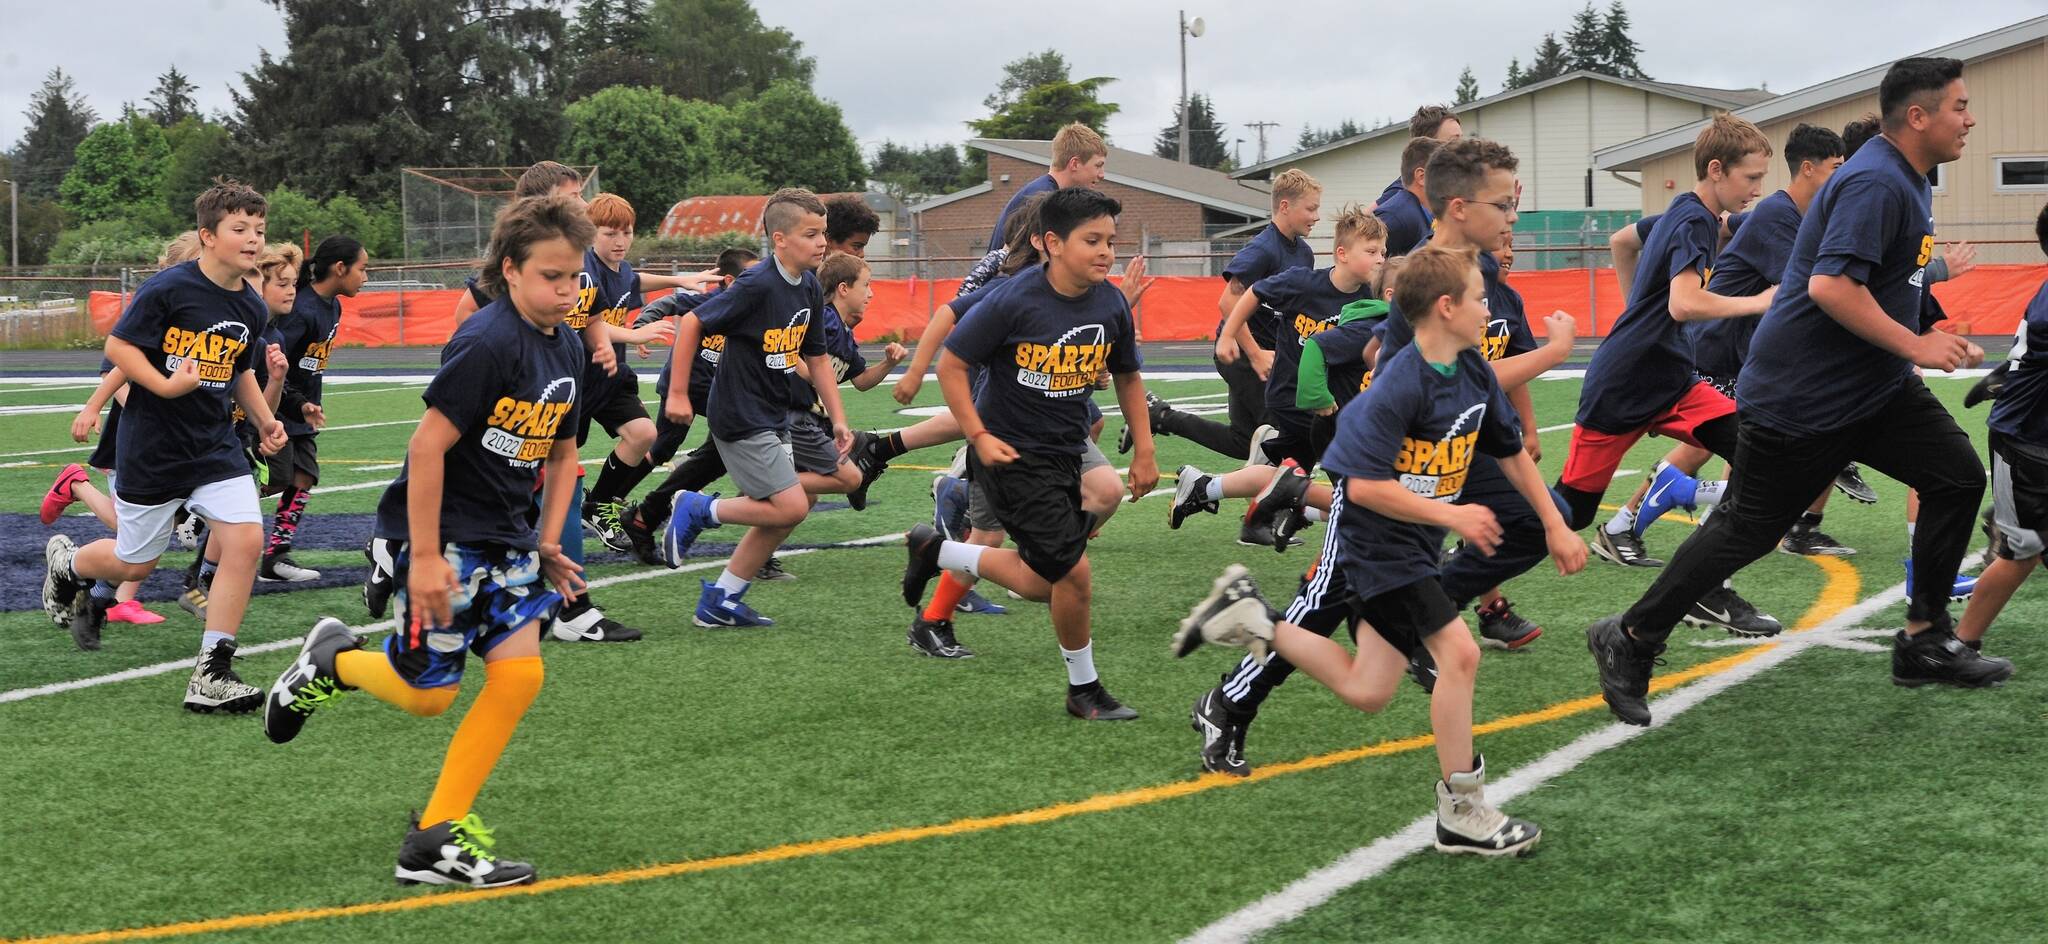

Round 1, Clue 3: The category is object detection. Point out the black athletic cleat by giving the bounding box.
[1892,627,2015,688]
[1247,460,1310,553]
[1592,527,1663,568]
[1964,359,2011,408]
[396,815,537,888]
[1066,682,1139,721]
[1172,565,1276,661]
[1587,615,1660,726]
[184,639,263,714]
[1168,464,1219,529]
[1683,585,1782,637]
[1780,526,1857,557]
[43,534,86,628]
[1191,687,1250,777]
[584,502,631,553]
[1475,598,1542,650]
[264,617,362,744]
[617,503,664,567]
[363,538,399,619]
[1408,648,1438,693]
[907,616,974,659]
[549,599,644,642]
[755,555,796,581]
[69,593,110,652]
[902,524,944,609]
[1120,391,1170,455]
[259,552,321,582]
[1832,464,1879,504]
[847,430,886,511]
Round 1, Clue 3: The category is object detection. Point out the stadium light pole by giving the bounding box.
[1178,11,1205,164]
[2,178,15,270]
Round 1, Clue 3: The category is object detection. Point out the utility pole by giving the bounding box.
[1,178,15,270]
[1244,121,1281,165]
[1178,11,1205,163]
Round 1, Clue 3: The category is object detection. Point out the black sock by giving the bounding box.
[1796,511,1823,531]
[876,431,910,461]
[589,452,638,507]
[1068,679,1103,695]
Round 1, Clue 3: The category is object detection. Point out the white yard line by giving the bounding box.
[1180,581,1908,944]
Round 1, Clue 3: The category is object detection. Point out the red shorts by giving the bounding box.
[1560,382,1736,494]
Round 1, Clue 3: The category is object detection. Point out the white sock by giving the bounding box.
[1695,480,1728,506]
[1907,521,1917,540]
[938,540,986,577]
[1203,477,1226,502]
[706,498,723,525]
[1304,506,1326,522]
[1061,642,1099,687]
[1604,507,1636,535]
[714,568,749,595]
[200,630,233,654]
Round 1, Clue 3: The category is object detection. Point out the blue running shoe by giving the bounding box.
[694,581,776,627]
[1904,558,1977,601]
[661,491,720,568]
[1633,462,1699,536]
[956,589,1008,615]
[933,475,972,541]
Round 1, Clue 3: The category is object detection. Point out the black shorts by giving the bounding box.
[967,449,1087,583]
[1348,577,1460,658]
[1988,432,2048,561]
[265,433,319,490]
[577,368,649,445]
[1262,410,1333,470]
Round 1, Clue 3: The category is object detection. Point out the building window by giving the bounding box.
[1995,157,2048,192]
[1927,163,1945,194]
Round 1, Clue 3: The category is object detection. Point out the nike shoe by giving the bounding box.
[1172,565,1276,662]
[259,553,322,583]
[1408,648,1438,693]
[694,581,775,628]
[1904,558,1978,601]
[106,599,164,625]
[1168,464,1219,529]
[932,473,972,541]
[847,429,886,511]
[43,534,86,628]
[1065,683,1139,721]
[661,490,721,567]
[1891,627,2014,688]
[549,599,644,642]
[396,814,536,888]
[1586,615,1661,726]
[956,590,1008,615]
[755,556,796,581]
[1245,424,1278,468]
[617,503,663,567]
[1832,464,1879,504]
[263,617,362,744]
[1963,359,2011,408]
[363,538,399,619]
[184,639,263,714]
[1592,526,1664,568]
[907,616,974,659]
[1780,526,1857,557]
[902,523,944,609]
[1475,598,1542,650]
[1119,391,1170,455]
[1246,460,1310,553]
[70,593,110,651]
[1633,462,1699,536]
[1682,585,1782,637]
[1191,687,1250,777]
[40,463,89,526]
[584,502,631,553]
[1433,755,1541,857]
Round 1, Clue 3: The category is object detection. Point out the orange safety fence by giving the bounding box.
[87,264,2044,349]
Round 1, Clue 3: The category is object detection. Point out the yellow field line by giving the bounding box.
[2,534,1861,944]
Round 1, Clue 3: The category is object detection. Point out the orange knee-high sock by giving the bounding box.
[420,656,543,828]
[335,649,459,717]
[923,572,975,621]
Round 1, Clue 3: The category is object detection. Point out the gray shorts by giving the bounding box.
[967,439,1111,532]
[788,410,844,477]
[713,431,800,500]
[1989,433,2048,560]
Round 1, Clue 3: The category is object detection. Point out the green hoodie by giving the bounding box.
[1295,298,1390,412]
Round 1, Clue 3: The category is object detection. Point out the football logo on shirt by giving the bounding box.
[481,376,578,467]
[163,319,253,388]
[1393,402,1485,500]
[599,290,635,329]
[1292,311,1339,347]
[763,309,812,370]
[1015,323,1110,397]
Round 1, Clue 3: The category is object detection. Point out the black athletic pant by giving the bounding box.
[640,440,727,526]
[1155,353,1267,461]
[1623,381,1984,643]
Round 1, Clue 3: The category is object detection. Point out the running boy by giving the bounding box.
[1375,137,1441,256]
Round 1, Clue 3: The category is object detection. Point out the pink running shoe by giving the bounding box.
[41,463,90,526]
[107,600,165,625]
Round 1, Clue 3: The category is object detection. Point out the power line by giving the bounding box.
[1244,121,1281,165]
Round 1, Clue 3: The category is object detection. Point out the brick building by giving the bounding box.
[911,139,1272,277]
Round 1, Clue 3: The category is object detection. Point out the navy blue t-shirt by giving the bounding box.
[1577,191,1719,432]
[233,321,286,433]
[1310,315,1382,409]
[692,258,826,441]
[1634,210,1747,244]
[275,288,342,436]
[1690,190,1801,382]
[374,301,585,549]
[109,261,265,501]
[1990,281,2048,446]
[1375,178,1405,207]
[1221,223,1316,348]
[1320,344,1523,600]
[1742,135,1937,436]
[945,265,1140,456]
[646,289,719,412]
[990,174,1058,250]
[1376,250,1536,367]
[1374,187,1433,259]
[791,302,867,410]
[1254,266,1373,418]
[570,249,645,390]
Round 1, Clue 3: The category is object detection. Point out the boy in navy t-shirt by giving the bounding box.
[659,189,851,628]
[901,187,1159,721]
[262,193,594,889]
[1176,245,1579,854]
[1592,58,2005,727]
[43,181,288,711]
[1374,137,1440,258]
[259,235,368,583]
[987,121,1107,252]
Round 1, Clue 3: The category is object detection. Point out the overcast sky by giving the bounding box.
[4,0,2040,169]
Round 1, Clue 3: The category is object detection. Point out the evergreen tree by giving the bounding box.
[1600,1,1648,79]
[1296,120,1364,151]
[1525,34,1570,85]
[643,0,816,105]
[1564,3,1605,73]
[13,68,98,199]
[1154,92,1230,169]
[145,67,200,127]
[1454,67,1481,105]
[1503,58,1524,91]
[985,51,1073,113]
